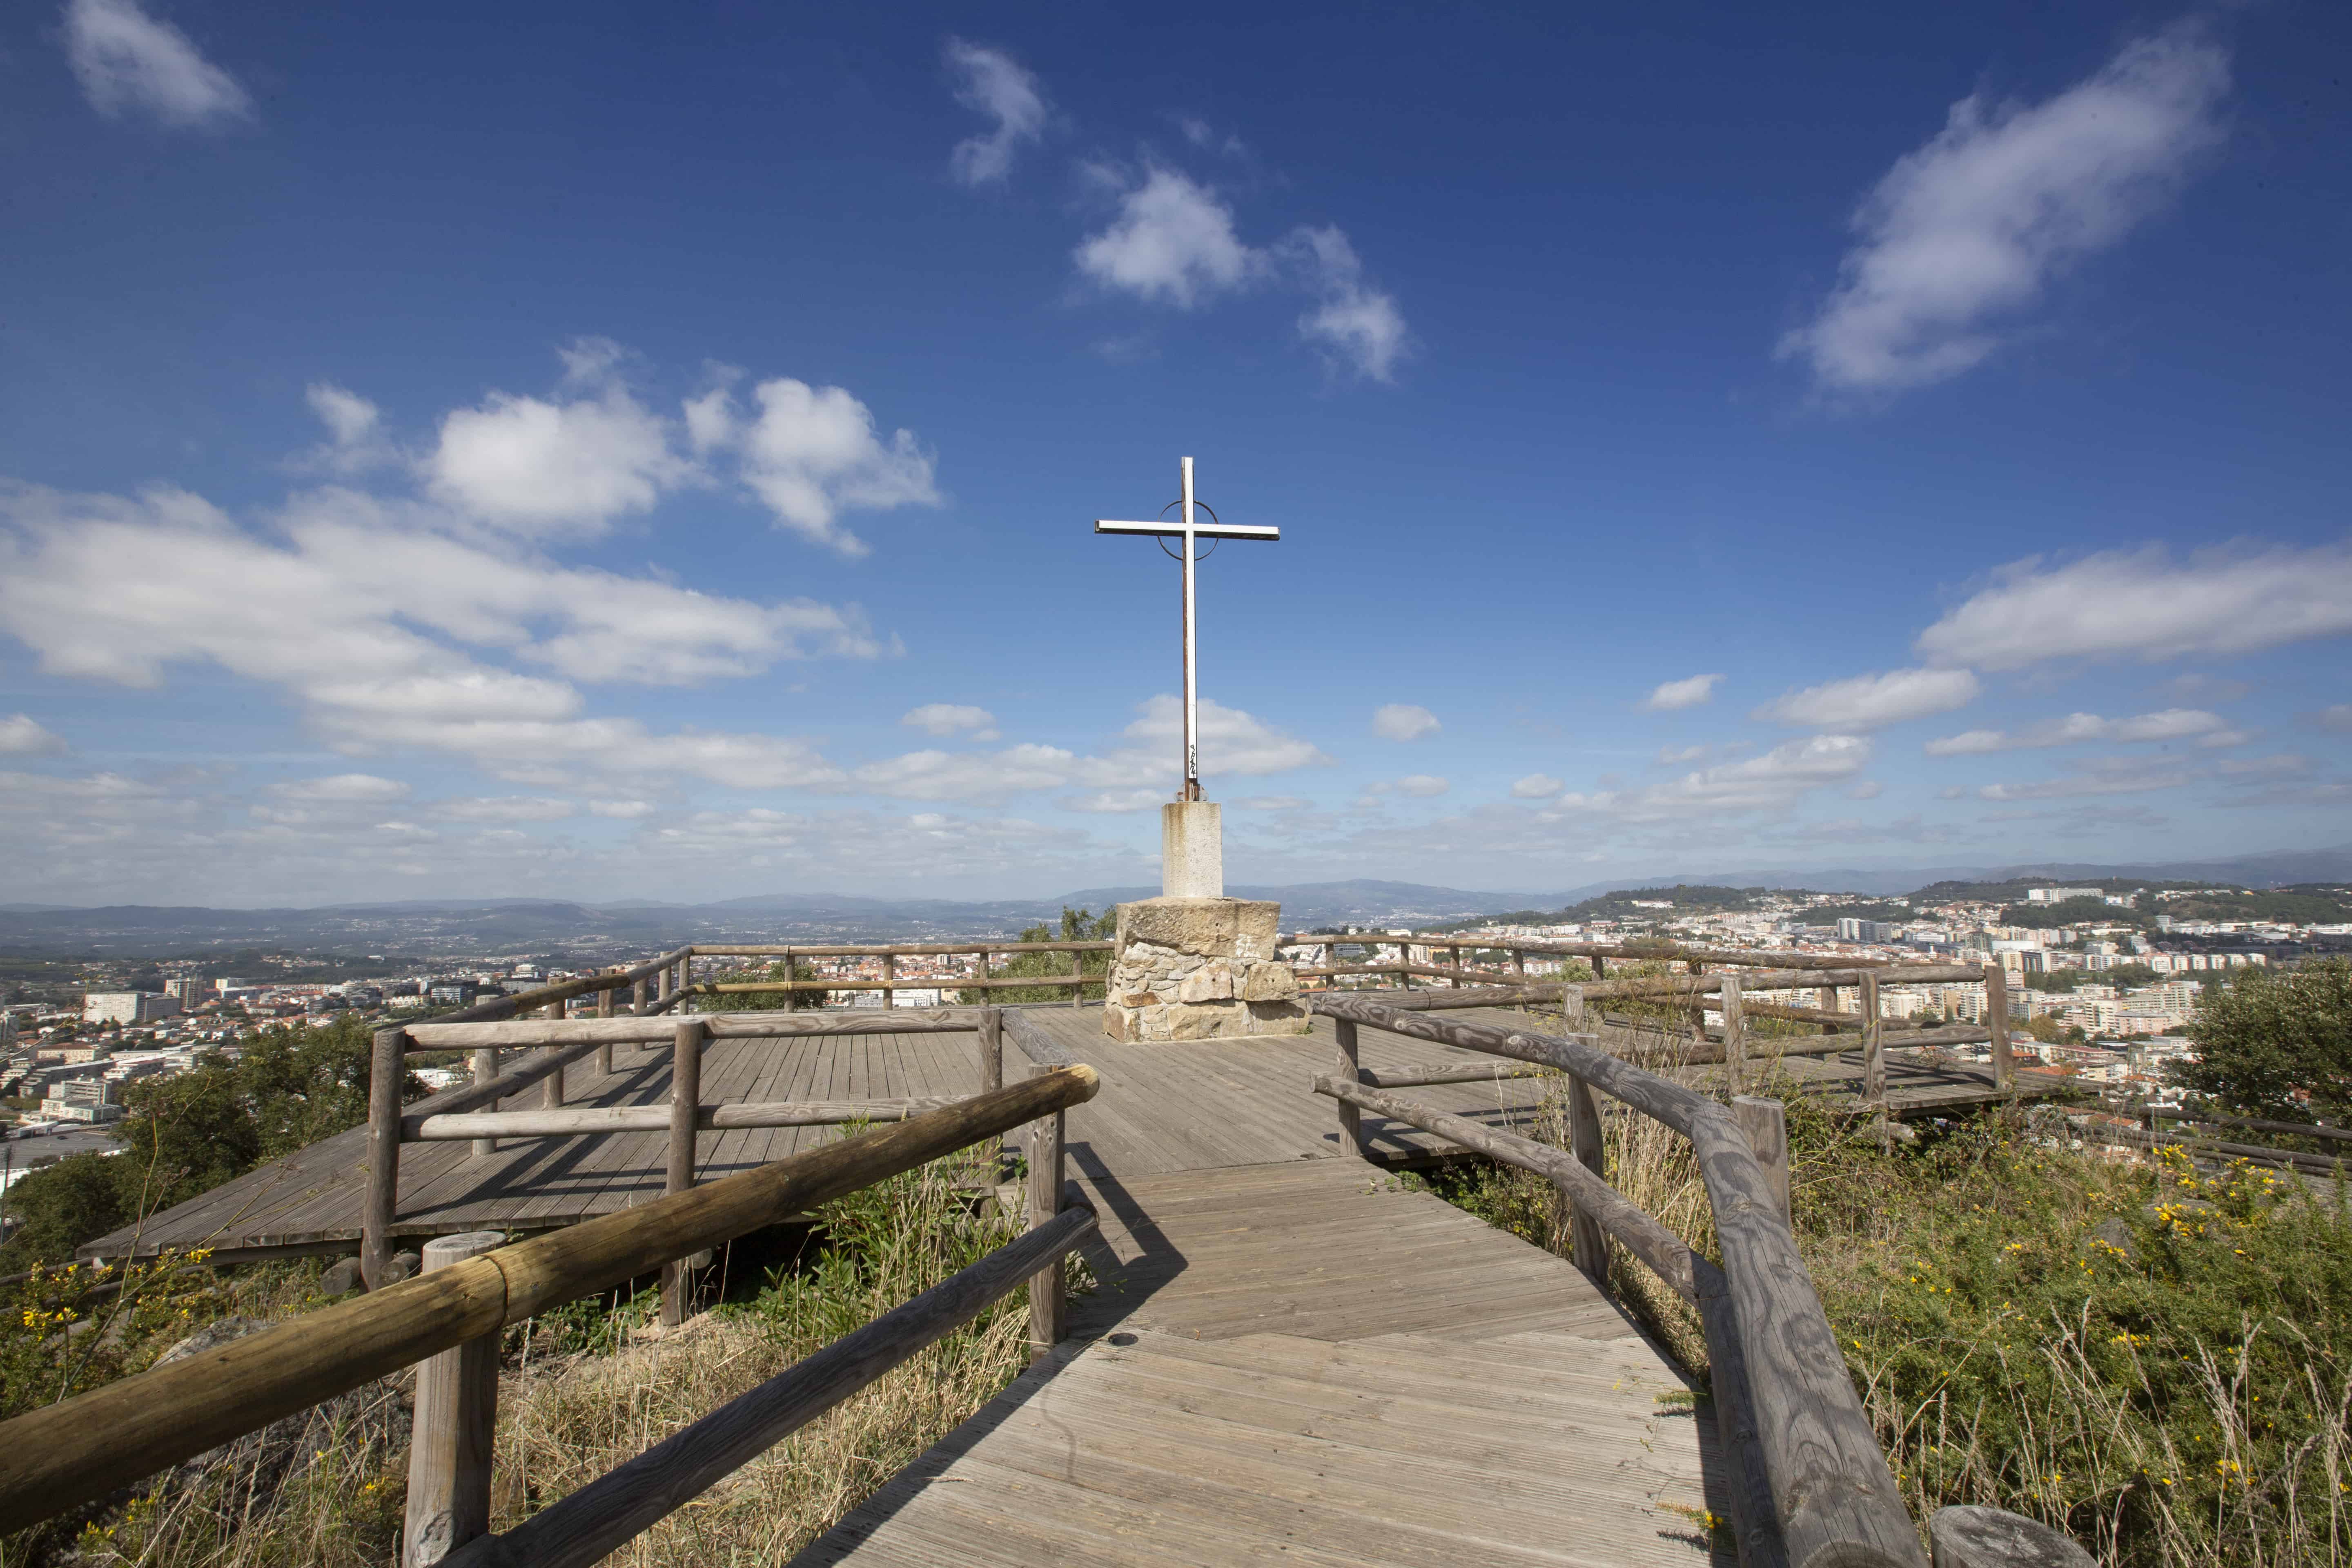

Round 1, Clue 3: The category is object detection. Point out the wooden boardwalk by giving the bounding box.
[81,1006,1559,1260]
[799,1141,1728,1566]
[86,999,2052,1262]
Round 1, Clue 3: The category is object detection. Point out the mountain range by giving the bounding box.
[2,845,2345,958]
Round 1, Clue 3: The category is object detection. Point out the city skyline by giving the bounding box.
[4,3,2349,904]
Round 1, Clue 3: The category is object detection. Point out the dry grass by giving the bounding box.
[13,1142,1036,1568]
[489,1146,1031,1565]
[1418,1013,2352,1568]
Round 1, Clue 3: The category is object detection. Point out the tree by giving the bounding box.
[697,962,831,1012]
[963,907,1116,1004]
[2177,958,2352,1124]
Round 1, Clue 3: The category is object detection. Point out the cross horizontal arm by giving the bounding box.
[1094,519,1282,541]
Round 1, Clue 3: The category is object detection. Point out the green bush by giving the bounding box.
[959,907,1114,1005]
[2179,957,2352,1127]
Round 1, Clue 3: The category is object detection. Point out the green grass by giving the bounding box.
[1419,1074,2352,1566]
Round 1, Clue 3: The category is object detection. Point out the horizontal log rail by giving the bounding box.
[1002,1007,1079,1069]
[699,973,1087,996]
[2067,1112,2348,1177]
[0,1067,1102,1537]
[692,940,1114,958]
[2135,1105,2352,1145]
[1309,992,1927,1568]
[1314,1074,1696,1297]
[404,1009,979,1050]
[1278,932,1914,973]
[406,1098,960,1141]
[1354,1060,1551,1090]
[444,1200,1099,1568]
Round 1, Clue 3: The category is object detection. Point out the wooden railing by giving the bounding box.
[1307,991,2083,1568]
[363,1006,1007,1301]
[689,941,1114,1007]
[0,1067,1101,1563]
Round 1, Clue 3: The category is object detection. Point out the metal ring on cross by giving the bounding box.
[1155,498,1221,561]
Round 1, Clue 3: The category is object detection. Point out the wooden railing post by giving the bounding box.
[1984,964,2013,1089]
[978,1007,1003,1092]
[881,951,895,1010]
[470,1047,501,1158]
[542,1000,566,1108]
[1732,1096,1791,1229]
[631,973,648,1017]
[1447,943,1461,986]
[595,980,613,1076]
[1067,948,1084,1007]
[662,1019,706,1327]
[362,1027,407,1290]
[1564,1073,1608,1278]
[1025,1065,1067,1354]
[1720,971,1746,1095]
[1333,1018,1364,1157]
[404,1230,505,1566]
[1860,971,1884,1101]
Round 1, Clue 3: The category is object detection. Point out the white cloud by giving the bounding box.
[273,773,409,803]
[1394,774,1449,798]
[851,744,1078,802]
[64,0,249,127]
[1847,780,1884,800]
[1511,774,1563,799]
[688,377,940,557]
[427,379,681,540]
[1780,27,2228,392]
[1976,755,2193,801]
[2216,753,2307,779]
[901,703,999,740]
[1372,703,1439,742]
[2160,672,2250,704]
[1546,735,1873,822]
[1283,227,1408,382]
[0,481,883,791]
[2320,705,2352,735]
[1233,795,1306,811]
[1655,743,1711,765]
[303,385,390,472]
[0,715,67,756]
[1917,541,2352,670]
[1641,673,1722,712]
[1924,707,2224,754]
[588,800,654,818]
[1062,788,1166,815]
[1755,668,1980,730]
[1075,168,1268,307]
[1114,695,1332,779]
[945,40,1046,185]
[435,796,577,822]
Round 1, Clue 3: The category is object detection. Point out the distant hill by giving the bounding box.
[4,846,2343,958]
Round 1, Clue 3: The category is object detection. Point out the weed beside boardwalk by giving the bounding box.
[1425,1073,2352,1566]
[2,1143,1034,1567]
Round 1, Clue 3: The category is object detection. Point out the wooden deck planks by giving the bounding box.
[798,1160,1723,1568]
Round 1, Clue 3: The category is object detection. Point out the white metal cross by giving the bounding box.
[1094,456,1280,801]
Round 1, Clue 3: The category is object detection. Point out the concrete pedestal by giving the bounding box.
[1102,897,1310,1041]
[1161,802,1223,898]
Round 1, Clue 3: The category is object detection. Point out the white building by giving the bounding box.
[83,992,180,1025]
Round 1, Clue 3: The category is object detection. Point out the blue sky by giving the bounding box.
[2,1,2348,905]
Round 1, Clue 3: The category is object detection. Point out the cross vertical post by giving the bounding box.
[1094,456,1281,802]
[1179,456,1198,800]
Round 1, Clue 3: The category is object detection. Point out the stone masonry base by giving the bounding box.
[1102,896,1310,1042]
